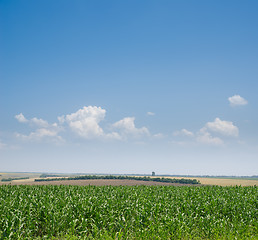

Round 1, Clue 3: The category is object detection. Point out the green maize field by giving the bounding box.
[0,185,257,239]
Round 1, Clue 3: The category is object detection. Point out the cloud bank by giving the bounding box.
[15,106,151,142]
[15,107,240,147]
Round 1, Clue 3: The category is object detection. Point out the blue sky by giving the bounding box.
[1,0,257,175]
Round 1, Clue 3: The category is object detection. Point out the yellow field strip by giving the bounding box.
[163,176,258,186]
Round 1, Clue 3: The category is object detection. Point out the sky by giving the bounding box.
[0,0,258,175]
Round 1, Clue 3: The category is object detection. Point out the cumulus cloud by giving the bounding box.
[112,117,150,139]
[16,128,63,142]
[15,113,50,128]
[15,106,152,142]
[194,118,239,145]
[105,132,122,140]
[203,118,239,137]
[30,118,49,128]
[173,129,194,137]
[174,117,239,146]
[59,106,106,139]
[196,131,224,145]
[228,95,248,106]
[15,113,28,123]
[59,106,149,140]
[15,113,63,142]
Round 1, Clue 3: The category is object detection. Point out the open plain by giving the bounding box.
[1,173,257,186]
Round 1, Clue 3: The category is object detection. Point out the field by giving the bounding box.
[0,184,257,239]
[163,176,258,187]
[0,179,196,187]
[0,172,42,179]
[1,172,257,186]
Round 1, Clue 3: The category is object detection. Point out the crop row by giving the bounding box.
[0,185,257,239]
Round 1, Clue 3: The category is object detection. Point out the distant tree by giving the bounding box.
[35,174,200,184]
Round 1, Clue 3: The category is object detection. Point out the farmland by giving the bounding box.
[1,172,257,186]
[0,185,257,239]
[162,176,258,187]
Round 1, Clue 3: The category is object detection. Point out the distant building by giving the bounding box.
[152,172,155,176]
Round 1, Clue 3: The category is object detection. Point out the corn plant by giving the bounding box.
[0,185,257,239]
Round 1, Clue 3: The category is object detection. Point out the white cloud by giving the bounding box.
[15,106,152,142]
[204,118,239,137]
[15,113,28,123]
[228,95,248,106]
[15,113,63,142]
[112,117,150,139]
[16,128,63,142]
[60,106,106,139]
[62,107,151,140]
[147,112,155,116]
[58,115,65,124]
[175,118,239,146]
[196,131,224,145]
[195,117,239,145]
[105,132,122,140]
[31,118,49,128]
[173,129,194,137]
[15,113,50,128]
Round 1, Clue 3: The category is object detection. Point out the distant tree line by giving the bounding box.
[1,177,29,182]
[35,175,200,184]
[39,174,64,178]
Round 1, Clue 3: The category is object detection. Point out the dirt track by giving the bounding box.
[0,179,198,187]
